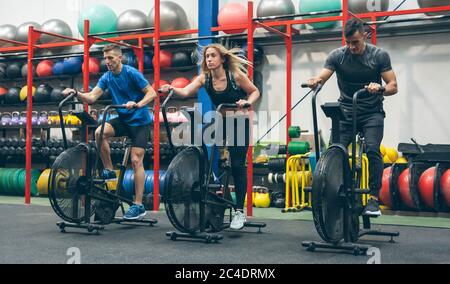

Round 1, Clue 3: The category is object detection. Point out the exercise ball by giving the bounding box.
[154,50,173,68]
[418,0,450,16]
[40,19,73,53]
[100,59,108,72]
[19,85,36,102]
[218,3,247,34]
[84,57,100,74]
[50,86,65,102]
[152,80,170,90]
[171,51,192,70]
[21,64,36,78]
[349,0,389,15]
[117,9,147,44]
[15,22,41,43]
[0,63,6,79]
[122,51,138,68]
[63,57,83,75]
[299,0,341,29]
[398,168,415,208]
[0,87,8,104]
[78,4,118,39]
[6,63,22,79]
[380,144,386,156]
[257,0,296,31]
[5,87,20,104]
[440,169,450,208]
[386,147,399,162]
[144,52,154,69]
[34,84,53,103]
[171,77,190,89]
[36,60,54,77]
[418,167,436,209]
[52,61,64,75]
[379,167,392,208]
[147,1,190,37]
[0,25,17,48]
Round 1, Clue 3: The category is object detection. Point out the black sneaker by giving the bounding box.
[363,198,382,217]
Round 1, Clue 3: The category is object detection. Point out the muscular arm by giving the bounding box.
[381,70,398,96]
[137,85,157,108]
[307,68,334,88]
[74,87,103,104]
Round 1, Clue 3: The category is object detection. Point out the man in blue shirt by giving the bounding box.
[63,44,157,220]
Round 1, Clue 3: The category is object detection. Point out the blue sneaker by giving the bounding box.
[102,169,117,181]
[124,204,146,220]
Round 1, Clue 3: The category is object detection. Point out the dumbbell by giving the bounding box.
[57,147,64,155]
[19,111,27,126]
[40,147,50,156]
[0,137,6,147]
[0,146,9,155]
[39,111,49,125]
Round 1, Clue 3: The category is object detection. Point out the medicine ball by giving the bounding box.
[5,87,20,104]
[0,86,8,104]
[52,61,64,75]
[172,51,192,71]
[6,62,22,78]
[36,60,54,77]
[63,57,83,75]
[0,63,7,79]
[19,85,36,102]
[34,84,53,103]
[50,86,66,102]
[21,63,36,78]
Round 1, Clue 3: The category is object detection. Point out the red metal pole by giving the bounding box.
[25,26,38,204]
[153,0,161,211]
[136,38,144,73]
[246,0,254,217]
[342,0,349,46]
[371,16,377,45]
[83,20,91,137]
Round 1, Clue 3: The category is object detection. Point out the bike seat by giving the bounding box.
[321,102,348,121]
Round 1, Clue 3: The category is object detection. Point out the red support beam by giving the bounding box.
[246,0,254,217]
[153,0,161,212]
[25,27,39,205]
[342,0,349,46]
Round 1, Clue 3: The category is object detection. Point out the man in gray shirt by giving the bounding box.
[307,18,398,216]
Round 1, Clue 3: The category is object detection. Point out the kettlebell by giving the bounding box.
[39,111,49,125]
[1,112,12,126]
[31,111,39,125]
[10,112,20,126]
[19,111,28,126]
[254,189,271,208]
[48,111,59,125]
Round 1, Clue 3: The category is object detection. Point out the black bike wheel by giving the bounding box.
[312,146,352,243]
[164,147,206,234]
[48,144,94,223]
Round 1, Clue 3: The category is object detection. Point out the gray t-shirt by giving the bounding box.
[324,43,392,116]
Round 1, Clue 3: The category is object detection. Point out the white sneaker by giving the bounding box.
[230,210,246,230]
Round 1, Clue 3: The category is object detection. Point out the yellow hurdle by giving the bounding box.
[283,154,312,213]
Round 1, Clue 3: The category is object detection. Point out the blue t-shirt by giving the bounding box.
[97,65,151,126]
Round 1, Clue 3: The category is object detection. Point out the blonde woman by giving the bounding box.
[161,43,260,230]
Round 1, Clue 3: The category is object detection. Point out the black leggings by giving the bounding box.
[339,113,384,196]
[223,116,250,210]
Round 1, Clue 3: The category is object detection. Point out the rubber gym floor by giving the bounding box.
[1,196,449,264]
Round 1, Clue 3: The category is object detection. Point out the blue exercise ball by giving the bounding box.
[52,61,64,75]
[63,57,83,75]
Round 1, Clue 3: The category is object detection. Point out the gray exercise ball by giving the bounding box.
[147,1,190,36]
[117,9,148,44]
[0,25,18,48]
[15,22,41,44]
[418,0,450,16]
[40,19,73,43]
[40,19,73,54]
[256,0,295,31]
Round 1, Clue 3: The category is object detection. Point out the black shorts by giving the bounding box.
[107,118,151,149]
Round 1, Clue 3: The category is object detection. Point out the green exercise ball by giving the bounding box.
[78,3,118,43]
[299,0,341,30]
